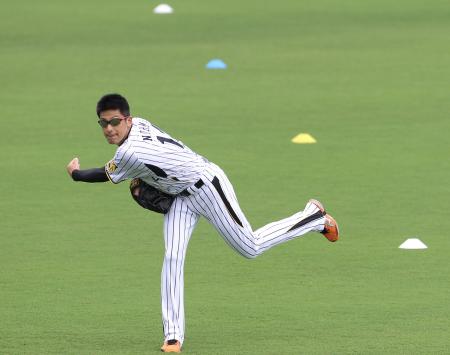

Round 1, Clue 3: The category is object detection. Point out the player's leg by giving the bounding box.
[161,196,199,347]
[186,163,332,258]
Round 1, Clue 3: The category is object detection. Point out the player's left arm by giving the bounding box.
[66,157,109,183]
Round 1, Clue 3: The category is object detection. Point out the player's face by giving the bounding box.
[98,109,133,145]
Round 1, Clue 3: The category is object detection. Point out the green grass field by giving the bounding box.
[1,0,450,353]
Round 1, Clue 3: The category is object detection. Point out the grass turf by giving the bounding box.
[1,0,450,353]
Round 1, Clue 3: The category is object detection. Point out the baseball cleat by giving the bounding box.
[161,339,181,353]
[308,199,339,242]
[322,214,339,242]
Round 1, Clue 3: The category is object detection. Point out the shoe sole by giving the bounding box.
[160,347,181,353]
[161,341,182,353]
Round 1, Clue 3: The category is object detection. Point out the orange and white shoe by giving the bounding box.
[308,199,339,242]
[161,339,181,353]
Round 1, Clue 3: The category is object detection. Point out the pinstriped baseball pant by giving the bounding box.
[161,163,326,344]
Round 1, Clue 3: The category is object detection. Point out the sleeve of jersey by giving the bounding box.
[105,147,140,184]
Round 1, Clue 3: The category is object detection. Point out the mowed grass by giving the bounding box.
[1,0,450,353]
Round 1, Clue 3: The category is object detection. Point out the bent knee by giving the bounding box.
[239,251,258,259]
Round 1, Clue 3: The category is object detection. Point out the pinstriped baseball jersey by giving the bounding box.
[105,117,207,195]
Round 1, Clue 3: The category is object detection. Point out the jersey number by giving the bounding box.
[157,136,183,148]
[145,136,183,179]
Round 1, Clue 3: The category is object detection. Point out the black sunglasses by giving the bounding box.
[97,117,126,128]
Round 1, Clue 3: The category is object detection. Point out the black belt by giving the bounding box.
[179,179,205,196]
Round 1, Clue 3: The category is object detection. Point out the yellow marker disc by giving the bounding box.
[291,133,317,144]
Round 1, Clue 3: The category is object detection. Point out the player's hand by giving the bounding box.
[67,157,80,177]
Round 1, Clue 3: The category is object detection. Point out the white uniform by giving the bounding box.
[105,117,326,345]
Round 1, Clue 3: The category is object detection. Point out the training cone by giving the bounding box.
[291,133,316,144]
[206,59,227,69]
[399,238,427,250]
[153,4,173,14]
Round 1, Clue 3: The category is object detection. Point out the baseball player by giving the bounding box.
[66,93,339,353]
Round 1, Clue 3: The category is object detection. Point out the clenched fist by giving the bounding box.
[66,157,80,177]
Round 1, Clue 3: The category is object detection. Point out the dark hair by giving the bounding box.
[96,93,130,117]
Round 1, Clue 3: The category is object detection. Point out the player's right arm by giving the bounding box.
[66,157,109,183]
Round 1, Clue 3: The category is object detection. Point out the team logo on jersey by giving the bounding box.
[106,160,118,173]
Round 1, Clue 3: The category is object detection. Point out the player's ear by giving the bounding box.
[126,116,133,126]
